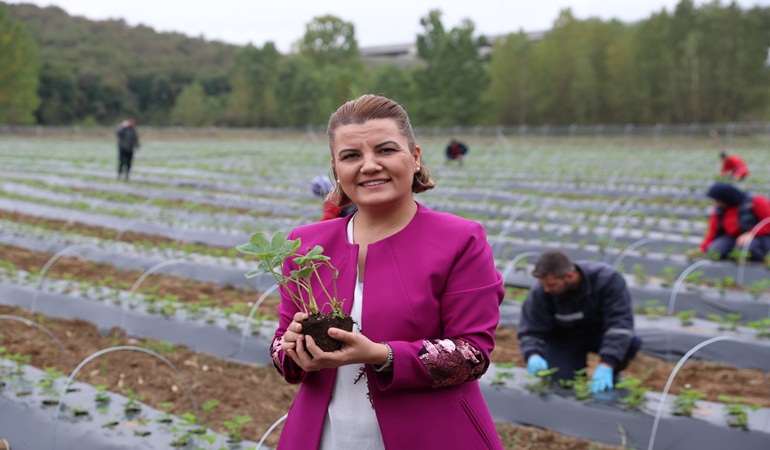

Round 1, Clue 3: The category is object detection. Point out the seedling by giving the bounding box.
[178,411,207,435]
[672,388,706,417]
[37,367,65,405]
[616,376,650,410]
[490,363,515,386]
[746,318,770,338]
[223,413,252,443]
[632,264,648,285]
[683,269,705,287]
[728,248,751,263]
[526,367,558,393]
[707,313,742,331]
[715,275,736,296]
[718,395,761,430]
[635,299,666,319]
[559,368,591,400]
[675,310,697,327]
[71,405,90,417]
[122,388,145,414]
[746,279,770,300]
[237,232,344,316]
[237,231,354,352]
[156,401,175,424]
[659,266,678,287]
[6,353,31,375]
[201,399,220,423]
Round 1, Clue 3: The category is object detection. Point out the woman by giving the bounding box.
[695,182,770,261]
[270,94,505,449]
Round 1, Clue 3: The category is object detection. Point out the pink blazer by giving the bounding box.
[272,203,504,449]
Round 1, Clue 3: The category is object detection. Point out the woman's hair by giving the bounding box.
[326,94,436,207]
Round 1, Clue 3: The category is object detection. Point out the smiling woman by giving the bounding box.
[268,94,506,450]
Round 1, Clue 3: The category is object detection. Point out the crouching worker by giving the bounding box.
[445,139,468,164]
[690,182,770,262]
[518,250,641,393]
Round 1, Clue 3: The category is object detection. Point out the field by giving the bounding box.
[0,131,769,449]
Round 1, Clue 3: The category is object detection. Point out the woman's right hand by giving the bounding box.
[281,312,307,350]
[281,312,318,371]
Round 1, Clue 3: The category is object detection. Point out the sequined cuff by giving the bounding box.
[418,338,488,389]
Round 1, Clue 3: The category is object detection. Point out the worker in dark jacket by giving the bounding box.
[116,117,140,181]
[518,250,641,393]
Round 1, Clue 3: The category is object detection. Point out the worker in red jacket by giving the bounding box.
[720,152,749,181]
[309,175,357,221]
[692,182,770,262]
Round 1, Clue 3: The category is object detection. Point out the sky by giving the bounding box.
[6,0,770,53]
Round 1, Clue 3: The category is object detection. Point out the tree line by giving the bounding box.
[2,0,769,127]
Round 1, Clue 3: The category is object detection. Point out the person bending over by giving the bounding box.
[518,250,641,393]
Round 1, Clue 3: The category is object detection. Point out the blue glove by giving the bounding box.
[591,365,614,393]
[526,355,548,375]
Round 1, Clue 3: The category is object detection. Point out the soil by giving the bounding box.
[1,213,769,449]
[302,313,355,353]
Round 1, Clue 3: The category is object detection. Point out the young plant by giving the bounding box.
[237,231,343,316]
[746,279,770,300]
[201,399,220,423]
[632,264,648,285]
[659,266,679,288]
[6,353,31,376]
[71,405,90,417]
[122,388,145,414]
[746,318,770,338]
[715,275,736,296]
[156,401,175,424]
[237,231,353,352]
[616,376,650,411]
[526,367,558,394]
[718,395,761,430]
[635,299,666,319]
[490,362,515,386]
[559,368,591,400]
[707,313,742,331]
[728,247,751,263]
[223,414,252,443]
[683,269,705,287]
[675,310,697,327]
[673,388,706,417]
[37,367,65,406]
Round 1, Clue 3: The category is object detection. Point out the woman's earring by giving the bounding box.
[415,166,420,172]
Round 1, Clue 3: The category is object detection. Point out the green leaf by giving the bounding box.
[244,268,264,279]
[293,267,314,279]
[270,232,287,248]
[249,232,271,247]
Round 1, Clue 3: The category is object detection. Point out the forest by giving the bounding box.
[1,0,770,127]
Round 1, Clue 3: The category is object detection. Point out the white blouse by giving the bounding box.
[319,216,385,450]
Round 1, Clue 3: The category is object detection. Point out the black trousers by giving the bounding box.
[118,149,134,178]
[544,334,642,382]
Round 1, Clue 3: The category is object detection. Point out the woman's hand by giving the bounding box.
[736,232,750,248]
[281,312,389,372]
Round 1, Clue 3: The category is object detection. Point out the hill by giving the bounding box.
[3,2,242,124]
